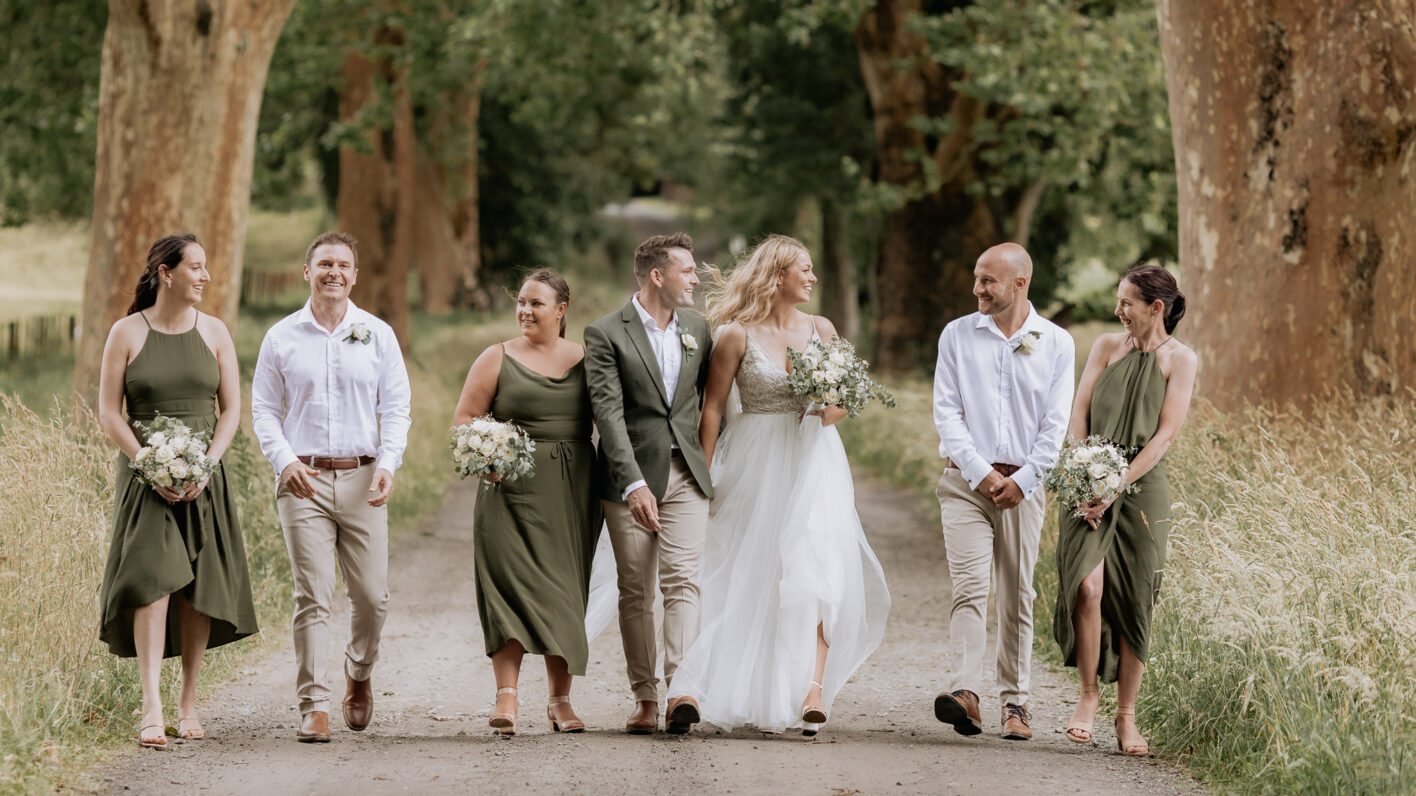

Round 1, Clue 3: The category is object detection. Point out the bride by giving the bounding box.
[665,234,890,735]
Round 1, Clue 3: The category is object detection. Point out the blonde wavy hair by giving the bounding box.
[705,234,809,326]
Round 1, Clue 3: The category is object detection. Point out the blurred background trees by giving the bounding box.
[2,0,1412,403]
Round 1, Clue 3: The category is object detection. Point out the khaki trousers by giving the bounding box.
[936,468,1045,707]
[603,455,709,703]
[277,462,390,715]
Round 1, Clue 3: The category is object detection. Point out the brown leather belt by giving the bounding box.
[944,459,1020,478]
[298,455,376,471]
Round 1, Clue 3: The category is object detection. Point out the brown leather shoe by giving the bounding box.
[666,696,700,735]
[625,700,658,734]
[934,689,982,736]
[1001,703,1032,740]
[297,711,331,743]
[343,674,373,732]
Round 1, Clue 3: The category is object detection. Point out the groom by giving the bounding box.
[585,233,714,735]
[251,232,412,743]
[931,242,1074,741]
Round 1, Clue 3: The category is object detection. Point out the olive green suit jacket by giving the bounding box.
[584,299,714,503]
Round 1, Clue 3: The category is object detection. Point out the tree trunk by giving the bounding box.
[855,0,1002,372]
[413,83,489,313]
[76,0,295,402]
[336,40,414,349]
[1156,0,1416,409]
[819,199,861,341]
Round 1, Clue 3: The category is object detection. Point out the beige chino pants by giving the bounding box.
[277,462,390,716]
[936,467,1045,707]
[603,455,709,703]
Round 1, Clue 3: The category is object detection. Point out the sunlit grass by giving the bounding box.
[839,374,1416,793]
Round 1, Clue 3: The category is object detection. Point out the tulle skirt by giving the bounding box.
[664,412,890,732]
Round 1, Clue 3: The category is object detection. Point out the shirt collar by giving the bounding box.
[632,294,676,333]
[297,299,366,336]
[976,302,1041,340]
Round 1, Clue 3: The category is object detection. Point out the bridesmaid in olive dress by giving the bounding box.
[1053,265,1197,757]
[452,269,599,736]
[97,235,258,750]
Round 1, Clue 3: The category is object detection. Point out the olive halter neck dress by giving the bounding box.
[1053,345,1171,683]
[98,312,258,658]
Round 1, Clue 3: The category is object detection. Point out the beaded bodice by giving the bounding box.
[737,332,816,415]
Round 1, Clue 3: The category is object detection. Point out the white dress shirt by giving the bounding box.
[622,294,682,499]
[932,303,1075,498]
[251,300,413,479]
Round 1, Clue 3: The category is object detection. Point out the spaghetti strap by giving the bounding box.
[138,311,152,329]
[189,309,200,332]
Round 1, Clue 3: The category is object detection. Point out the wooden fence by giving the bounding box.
[2,314,78,361]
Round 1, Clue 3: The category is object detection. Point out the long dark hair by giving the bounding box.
[522,268,570,338]
[127,234,198,315]
[1122,264,1187,334]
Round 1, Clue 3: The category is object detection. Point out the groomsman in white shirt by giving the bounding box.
[251,232,412,743]
[931,242,1074,742]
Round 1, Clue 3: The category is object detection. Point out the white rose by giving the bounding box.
[1071,447,1093,465]
[1091,478,1107,495]
[155,445,176,463]
[828,351,847,366]
[134,447,152,463]
[825,388,841,404]
[169,461,190,481]
[812,371,826,383]
[1105,473,1121,491]
[148,431,168,447]
[186,440,205,458]
[825,367,843,384]
[1087,463,1110,481]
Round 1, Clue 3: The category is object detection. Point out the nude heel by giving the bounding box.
[547,695,585,733]
[489,687,518,736]
[1114,706,1151,757]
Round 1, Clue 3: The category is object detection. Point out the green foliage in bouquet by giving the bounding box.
[786,337,896,418]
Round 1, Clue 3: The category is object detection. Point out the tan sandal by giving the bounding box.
[1114,707,1151,757]
[1065,685,1099,744]
[489,687,517,736]
[178,715,205,740]
[546,695,585,733]
[138,722,169,751]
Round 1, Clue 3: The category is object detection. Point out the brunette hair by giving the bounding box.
[127,234,199,315]
[522,268,570,338]
[1122,264,1187,334]
[633,232,694,282]
[304,231,359,268]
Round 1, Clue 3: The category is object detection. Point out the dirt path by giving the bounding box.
[96,476,1196,795]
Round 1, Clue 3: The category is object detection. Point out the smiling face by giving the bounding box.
[516,278,565,338]
[972,251,1024,317]
[1115,277,1162,335]
[161,242,210,306]
[777,250,817,305]
[304,243,358,303]
[654,247,700,309]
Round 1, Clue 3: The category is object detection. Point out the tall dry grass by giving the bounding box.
[839,377,1416,792]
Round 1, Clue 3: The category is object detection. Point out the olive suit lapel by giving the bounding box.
[620,300,670,407]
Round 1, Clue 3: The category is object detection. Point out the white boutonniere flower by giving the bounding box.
[344,323,372,345]
[681,332,698,353]
[1013,330,1042,355]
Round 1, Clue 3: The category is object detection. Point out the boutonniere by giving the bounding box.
[1013,330,1042,355]
[344,323,372,345]
[681,332,698,354]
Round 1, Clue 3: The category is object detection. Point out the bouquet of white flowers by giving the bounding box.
[450,416,536,483]
[1044,435,1141,519]
[785,336,896,419]
[130,414,216,490]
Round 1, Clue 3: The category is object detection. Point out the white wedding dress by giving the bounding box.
[662,330,891,733]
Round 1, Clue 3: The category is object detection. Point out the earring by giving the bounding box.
[164,279,172,289]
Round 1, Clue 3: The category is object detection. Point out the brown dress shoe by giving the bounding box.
[343,674,373,732]
[934,689,983,736]
[625,700,659,734]
[297,711,331,743]
[666,696,700,735]
[1001,703,1032,740]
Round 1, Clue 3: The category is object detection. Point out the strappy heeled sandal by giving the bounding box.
[801,680,827,736]
[489,686,518,736]
[178,715,205,740]
[1065,685,1099,744]
[546,695,585,733]
[138,722,170,751]
[1114,707,1151,757]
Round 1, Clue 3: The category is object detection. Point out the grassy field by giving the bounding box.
[840,374,1416,793]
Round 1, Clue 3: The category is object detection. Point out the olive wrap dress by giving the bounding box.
[1053,347,1171,683]
[98,318,258,658]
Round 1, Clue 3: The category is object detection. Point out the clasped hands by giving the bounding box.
[977,468,1024,510]
[154,478,210,504]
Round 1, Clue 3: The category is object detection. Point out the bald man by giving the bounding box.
[930,243,1075,741]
